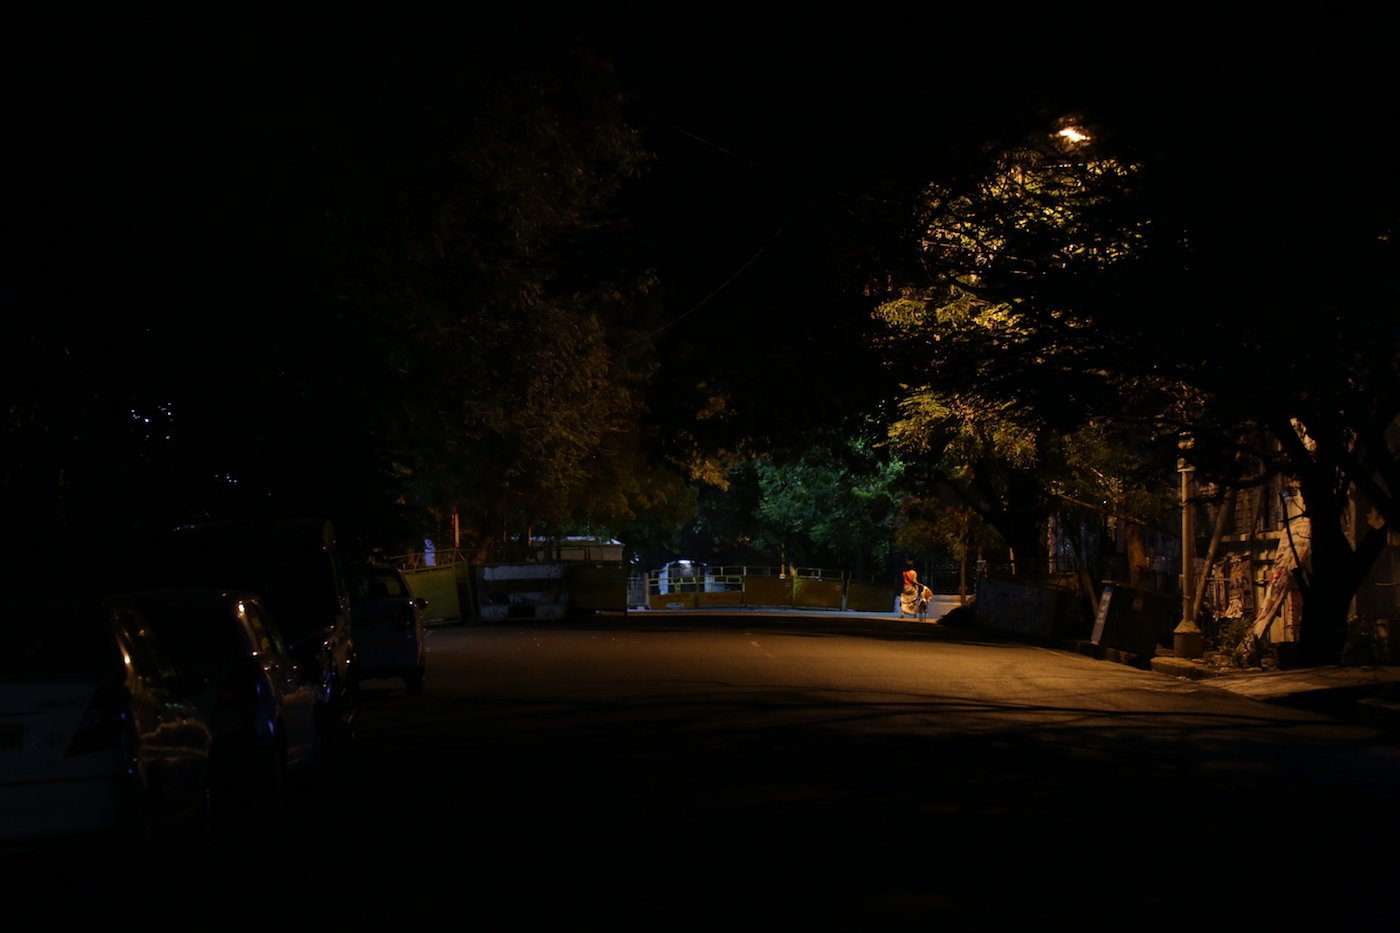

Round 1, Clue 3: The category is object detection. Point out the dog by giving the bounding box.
[915,585,933,622]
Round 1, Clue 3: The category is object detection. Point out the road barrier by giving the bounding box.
[641,565,897,613]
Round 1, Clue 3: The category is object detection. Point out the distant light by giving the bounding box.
[1056,126,1090,144]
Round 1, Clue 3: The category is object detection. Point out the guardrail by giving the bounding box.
[640,565,897,613]
[384,555,983,621]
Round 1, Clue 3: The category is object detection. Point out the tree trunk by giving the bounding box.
[1126,522,1148,589]
[1191,487,1237,623]
[1296,487,1352,666]
[1302,521,1391,665]
[959,509,969,604]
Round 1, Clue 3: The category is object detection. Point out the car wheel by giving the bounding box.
[261,734,288,819]
[132,778,161,853]
[342,672,360,709]
[404,668,425,696]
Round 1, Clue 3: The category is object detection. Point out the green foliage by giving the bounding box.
[626,433,906,573]
[874,89,1400,656]
[2,20,709,561]
[874,122,1169,431]
[1215,615,1259,669]
[1342,616,1395,668]
[752,435,904,571]
[295,37,685,556]
[893,499,1000,567]
[871,120,1184,571]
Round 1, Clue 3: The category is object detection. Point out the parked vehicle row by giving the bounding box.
[115,588,323,822]
[0,596,213,854]
[159,518,359,741]
[1,517,429,857]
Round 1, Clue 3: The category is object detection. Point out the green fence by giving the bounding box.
[394,559,898,620]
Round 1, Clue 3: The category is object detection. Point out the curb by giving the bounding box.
[1147,655,1236,681]
[1358,696,1400,734]
[1147,653,1400,739]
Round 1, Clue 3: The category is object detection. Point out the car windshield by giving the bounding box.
[354,570,406,600]
[162,525,335,643]
[132,602,245,670]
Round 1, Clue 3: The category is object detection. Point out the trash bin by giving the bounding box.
[1092,583,1178,659]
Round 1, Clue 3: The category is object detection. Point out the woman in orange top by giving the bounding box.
[900,560,920,618]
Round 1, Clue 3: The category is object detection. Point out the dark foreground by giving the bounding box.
[11,617,1400,931]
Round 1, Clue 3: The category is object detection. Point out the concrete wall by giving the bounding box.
[974,579,1077,641]
[847,581,898,613]
[566,562,629,613]
[474,562,568,621]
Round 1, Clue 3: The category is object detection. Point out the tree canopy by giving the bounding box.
[869,34,1399,660]
[3,14,698,564]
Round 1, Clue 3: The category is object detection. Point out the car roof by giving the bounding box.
[116,587,264,607]
[0,597,147,678]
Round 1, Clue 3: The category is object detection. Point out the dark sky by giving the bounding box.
[7,9,1388,273]
[4,7,1392,362]
[2,6,1393,550]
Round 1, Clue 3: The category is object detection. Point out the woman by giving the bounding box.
[900,560,921,618]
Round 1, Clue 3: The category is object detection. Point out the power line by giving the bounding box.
[647,232,779,339]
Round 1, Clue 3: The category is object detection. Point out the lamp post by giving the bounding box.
[1174,434,1204,658]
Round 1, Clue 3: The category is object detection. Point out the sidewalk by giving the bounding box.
[1146,650,1400,738]
[971,594,1400,736]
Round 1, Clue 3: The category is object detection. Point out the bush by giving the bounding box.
[1342,615,1393,667]
[1214,615,1252,656]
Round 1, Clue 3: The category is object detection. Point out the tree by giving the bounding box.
[3,15,712,565]
[873,39,1400,662]
[277,28,681,560]
[751,432,904,575]
[1061,43,1400,664]
[871,123,1177,593]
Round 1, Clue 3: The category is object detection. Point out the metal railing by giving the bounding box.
[637,564,898,612]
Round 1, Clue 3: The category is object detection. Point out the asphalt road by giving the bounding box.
[327,615,1400,930]
[27,612,1400,930]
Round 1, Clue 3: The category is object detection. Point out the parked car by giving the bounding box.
[0,596,213,855]
[656,558,706,595]
[156,518,359,747]
[350,564,427,695]
[116,588,324,822]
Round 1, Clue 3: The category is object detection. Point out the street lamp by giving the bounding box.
[1174,434,1204,658]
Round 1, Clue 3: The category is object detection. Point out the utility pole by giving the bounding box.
[1174,434,1204,658]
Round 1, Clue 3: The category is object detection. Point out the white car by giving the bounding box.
[0,596,213,855]
[350,565,428,696]
[657,559,705,595]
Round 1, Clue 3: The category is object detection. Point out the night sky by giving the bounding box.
[7,9,1388,331]
[3,8,1392,538]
